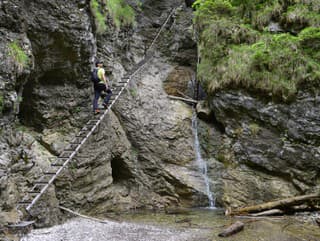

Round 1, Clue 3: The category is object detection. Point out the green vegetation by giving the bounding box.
[0,94,3,113]
[129,87,138,98]
[249,123,260,136]
[106,0,136,29]
[8,40,29,69]
[193,0,320,102]
[90,0,107,33]
[90,0,137,33]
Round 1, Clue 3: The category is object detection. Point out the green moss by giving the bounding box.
[233,127,243,137]
[106,0,136,29]
[253,2,282,30]
[284,2,320,28]
[194,0,320,102]
[203,33,320,100]
[195,0,234,15]
[249,123,260,136]
[8,40,29,69]
[129,87,137,98]
[90,0,107,33]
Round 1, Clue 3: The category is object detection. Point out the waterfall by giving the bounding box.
[192,112,215,208]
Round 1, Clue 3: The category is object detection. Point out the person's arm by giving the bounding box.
[101,69,109,87]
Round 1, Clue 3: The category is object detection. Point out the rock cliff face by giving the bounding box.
[197,90,320,208]
[1,0,318,233]
[0,0,206,228]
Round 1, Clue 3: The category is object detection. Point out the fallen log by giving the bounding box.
[218,221,244,237]
[227,193,320,216]
[168,95,198,104]
[249,209,284,217]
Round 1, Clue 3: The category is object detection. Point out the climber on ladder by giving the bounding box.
[92,60,112,114]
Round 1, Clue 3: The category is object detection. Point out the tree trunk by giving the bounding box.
[249,209,284,217]
[218,221,244,237]
[227,193,320,216]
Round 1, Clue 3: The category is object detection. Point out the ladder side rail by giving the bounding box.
[20,6,181,214]
[147,7,178,51]
[26,118,103,211]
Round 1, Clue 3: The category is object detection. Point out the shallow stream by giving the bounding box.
[18,208,320,241]
[116,208,320,241]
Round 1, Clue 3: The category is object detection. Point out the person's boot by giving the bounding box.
[103,103,109,109]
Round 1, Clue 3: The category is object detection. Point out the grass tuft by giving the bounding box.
[193,0,320,102]
[106,0,136,29]
[90,0,107,33]
[8,40,29,70]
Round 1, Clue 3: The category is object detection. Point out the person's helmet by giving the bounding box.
[95,60,103,67]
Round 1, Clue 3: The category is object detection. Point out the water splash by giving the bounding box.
[192,112,215,208]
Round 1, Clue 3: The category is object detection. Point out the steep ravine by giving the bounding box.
[0,0,319,239]
[1,0,205,229]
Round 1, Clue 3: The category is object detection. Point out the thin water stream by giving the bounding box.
[192,112,215,208]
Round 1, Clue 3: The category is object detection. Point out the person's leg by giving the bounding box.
[93,88,101,111]
[104,88,113,105]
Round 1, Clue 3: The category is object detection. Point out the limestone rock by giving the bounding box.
[200,90,320,207]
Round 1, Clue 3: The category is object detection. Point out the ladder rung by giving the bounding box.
[50,162,65,167]
[67,144,79,148]
[31,184,43,190]
[88,120,97,124]
[57,157,68,161]
[34,181,48,185]
[59,154,72,158]
[76,133,87,137]
[81,126,93,131]
[113,84,125,87]
[44,172,56,175]
[51,163,63,167]
[64,144,78,151]
[84,124,96,129]
[28,191,40,194]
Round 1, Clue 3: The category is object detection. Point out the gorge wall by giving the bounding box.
[0,0,319,232]
[0,0,205,228]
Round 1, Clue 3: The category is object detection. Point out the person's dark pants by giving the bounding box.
[92,84,112,111]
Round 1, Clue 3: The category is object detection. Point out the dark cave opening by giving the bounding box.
[110,157,133,183]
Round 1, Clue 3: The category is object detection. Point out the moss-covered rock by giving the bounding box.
[194,0,320,102]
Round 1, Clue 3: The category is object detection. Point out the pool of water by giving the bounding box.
[114,208,320,241]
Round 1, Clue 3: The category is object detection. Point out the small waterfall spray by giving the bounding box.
[192,112,215,208]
